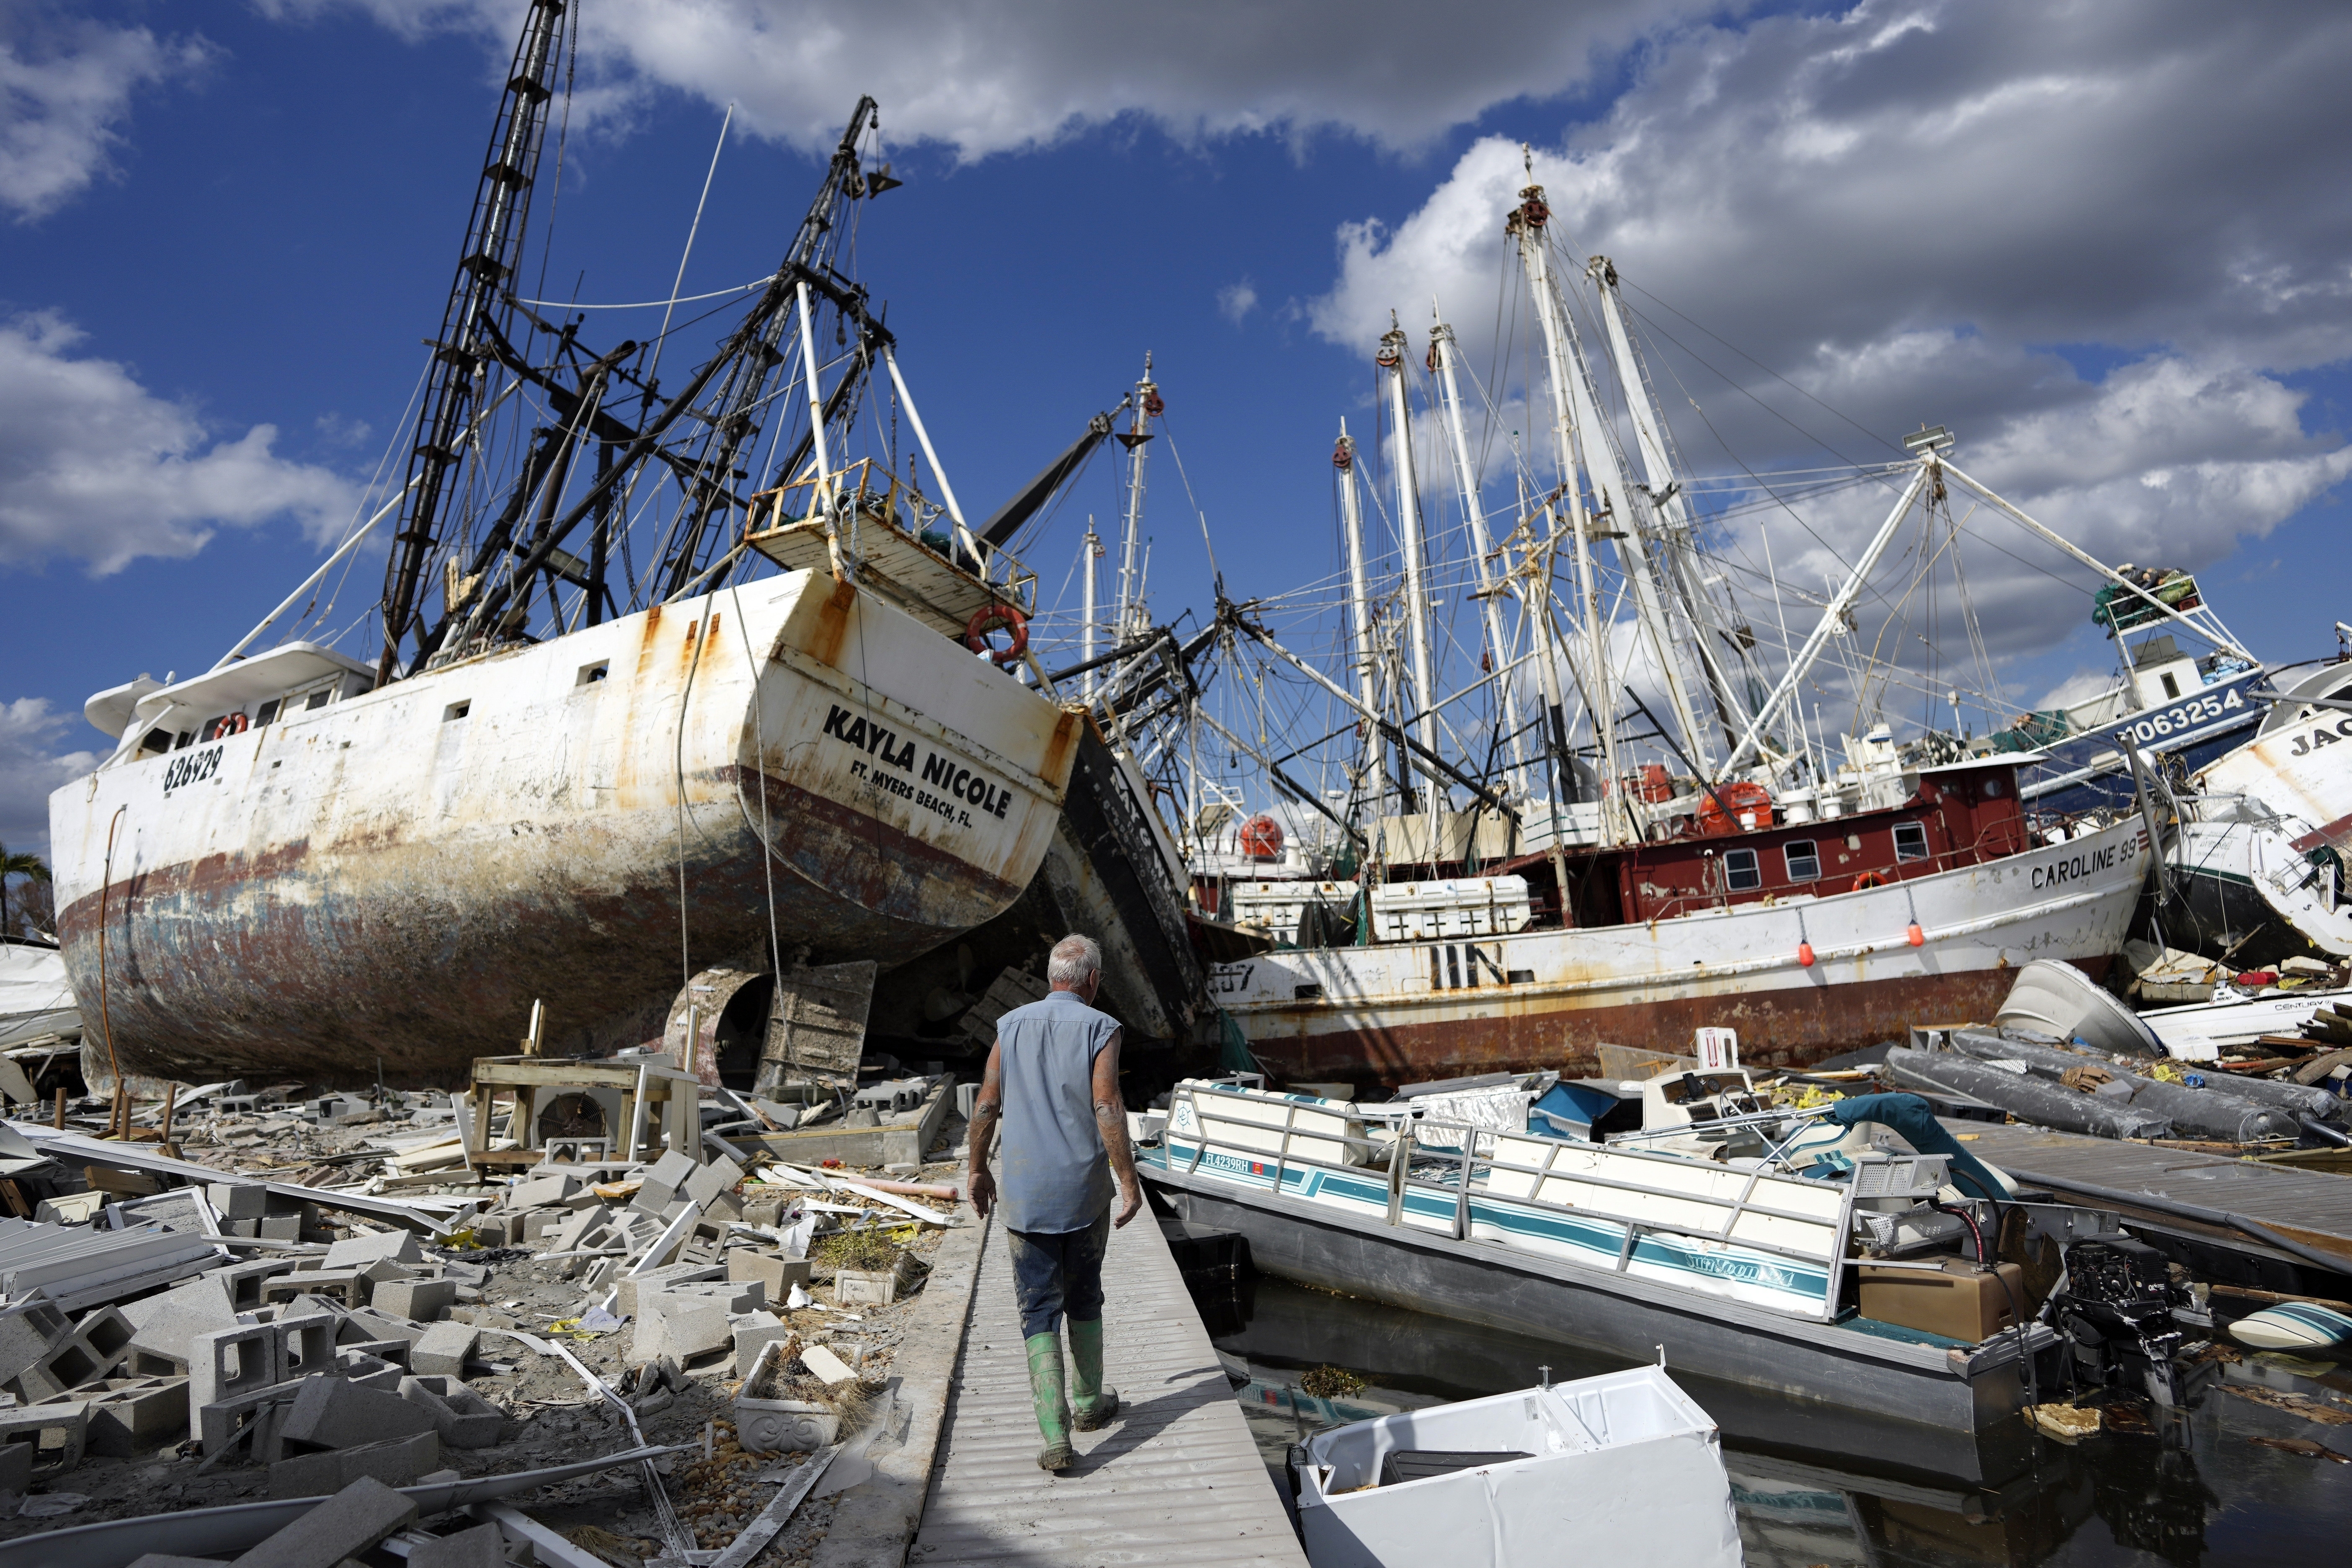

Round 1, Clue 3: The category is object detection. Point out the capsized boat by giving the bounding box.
[1291,1367,1740,1568]
[46,6,1082,1084]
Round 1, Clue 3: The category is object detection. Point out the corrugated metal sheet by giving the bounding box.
[910,1212,1306,1566]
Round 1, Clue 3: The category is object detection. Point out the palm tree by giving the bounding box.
[0,844,49,941]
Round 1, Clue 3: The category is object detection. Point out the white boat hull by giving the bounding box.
[1210,819,2150,1082]
[47,573,1080,1081]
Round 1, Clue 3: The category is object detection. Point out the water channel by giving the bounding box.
[1189,1266,2352,1565]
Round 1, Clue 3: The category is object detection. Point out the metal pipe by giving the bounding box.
[882,346,980,568]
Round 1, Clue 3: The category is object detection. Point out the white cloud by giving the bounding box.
[1217,281,1259,325]
[1306,0,2352,708]
[0,313,362,575]
[0,20,214,221]
[0,698,95,855]
[269,0,1722,157]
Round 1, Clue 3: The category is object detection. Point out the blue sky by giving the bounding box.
[5,0,2350,853]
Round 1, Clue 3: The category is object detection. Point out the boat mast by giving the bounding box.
[1508,168,1629,844]
[1080,520,1102,703]
[375,0,568,684]
[1115,354,1157,645]
[1334,423,1388,865]
[1536,239,1711,777]
[1590,256,1752,762]
[1378,315,1445,855]
[1429,306,1531,805]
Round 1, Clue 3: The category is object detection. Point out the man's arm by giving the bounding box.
[966,1041,1003,1219]
[1093,1029,1142,1228]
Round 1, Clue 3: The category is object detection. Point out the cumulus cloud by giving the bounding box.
[265,0,1724,157]
[0,698,95,854]
[1308,0,2352,718]
[0,314,362,575]
[0,19,214,221]
[1217,281,1259,325]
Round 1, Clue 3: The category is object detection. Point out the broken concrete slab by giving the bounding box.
[232,1473,418,1568]
[399,1375,504,1448]
[612,1261,722,1319]
[800,1344,857,1385]
[504,1172,578,1210]
[122,1277,240,1373]
[281,1372,436,1452]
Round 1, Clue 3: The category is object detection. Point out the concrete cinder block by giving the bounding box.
[0,1398,90,1476]
[409,1520,504,1568]
[642,1149,698,1191]
[207,1182,270,1220]
[439,1261,489,1289]
[732,1310,794,1377]
[281,1373,436,1452]
[234,1474,418,1568]
[324,1230,422,1271]
[124,1278,240,1372]
[257,1212,304,1242]
[335,1350,405,1391]
[267,1429,439,1498]
[520,1208,567,1242]
[189,1324,283,1409]
[506,1172,579,1210]
[398,1375,504,1448]
[673,1278,765,1314]
[370,1278,457,1323]
[263,1271,369,1311]
[339,1308,427,1346]
[634,1290,734,1365]
[727,1248,812,1301]
[614,1262,722,1320]
[204,1258,299,1310]
[85,1375,191,1455]
[683,1153,744,1211]
[0,1301,69,1385]
[0,1437,31,1496]
[12,1305,134,1400]
[410,1322,478,1379]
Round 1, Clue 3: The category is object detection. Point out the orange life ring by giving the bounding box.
[963,603,1028,667]
[1852,870,1890,892]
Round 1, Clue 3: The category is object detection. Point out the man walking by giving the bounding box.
[966,934,1142,1471]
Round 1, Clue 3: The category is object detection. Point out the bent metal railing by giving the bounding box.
[1163,1078,1854,1322]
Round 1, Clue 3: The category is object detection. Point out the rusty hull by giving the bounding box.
[1215,817,2150,1092]
[49,572,1080,1085]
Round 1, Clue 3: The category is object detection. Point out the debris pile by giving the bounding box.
[0,1056,967,1566]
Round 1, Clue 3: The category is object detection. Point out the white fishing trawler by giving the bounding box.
[1129,161,2155,1084]
[46,4,1083,1083]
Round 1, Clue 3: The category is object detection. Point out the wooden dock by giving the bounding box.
[909,1208,1306,1567]
[1949,1117,2352,1285]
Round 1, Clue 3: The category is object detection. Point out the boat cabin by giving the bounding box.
[86,643,377,761]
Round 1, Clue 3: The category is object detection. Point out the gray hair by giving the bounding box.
[1047,934,1102,987]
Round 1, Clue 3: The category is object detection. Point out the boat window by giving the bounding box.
[444,701,471,722]
[255,699,280,727]
[1784,841,1821,882]
[305,690,330,711]
[1893,821,1929,861]
[139,729,171,756]
[2161,672,2180,699]
[1723,848,1761,892]
[578,661,609,685]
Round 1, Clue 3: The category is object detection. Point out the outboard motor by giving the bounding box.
[2052,1234,2199,1406]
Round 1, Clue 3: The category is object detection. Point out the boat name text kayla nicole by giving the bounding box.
[823,704,1014,825]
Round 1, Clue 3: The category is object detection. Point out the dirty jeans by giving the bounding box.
[1006,1207,1110,1338]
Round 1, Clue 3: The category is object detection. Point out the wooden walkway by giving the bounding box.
[908,1210,1307,1568]
[1950,1117,2352,1271]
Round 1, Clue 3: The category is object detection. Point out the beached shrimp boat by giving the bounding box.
[45,6,1081,1083]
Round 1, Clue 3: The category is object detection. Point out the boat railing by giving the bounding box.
[1166,1080,1851,1318]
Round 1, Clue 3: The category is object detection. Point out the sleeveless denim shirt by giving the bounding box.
[994,989,1119,1234]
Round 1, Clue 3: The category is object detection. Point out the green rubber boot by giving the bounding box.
[1068,1316,1119,1431]
[1025,1332,1075,1470]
